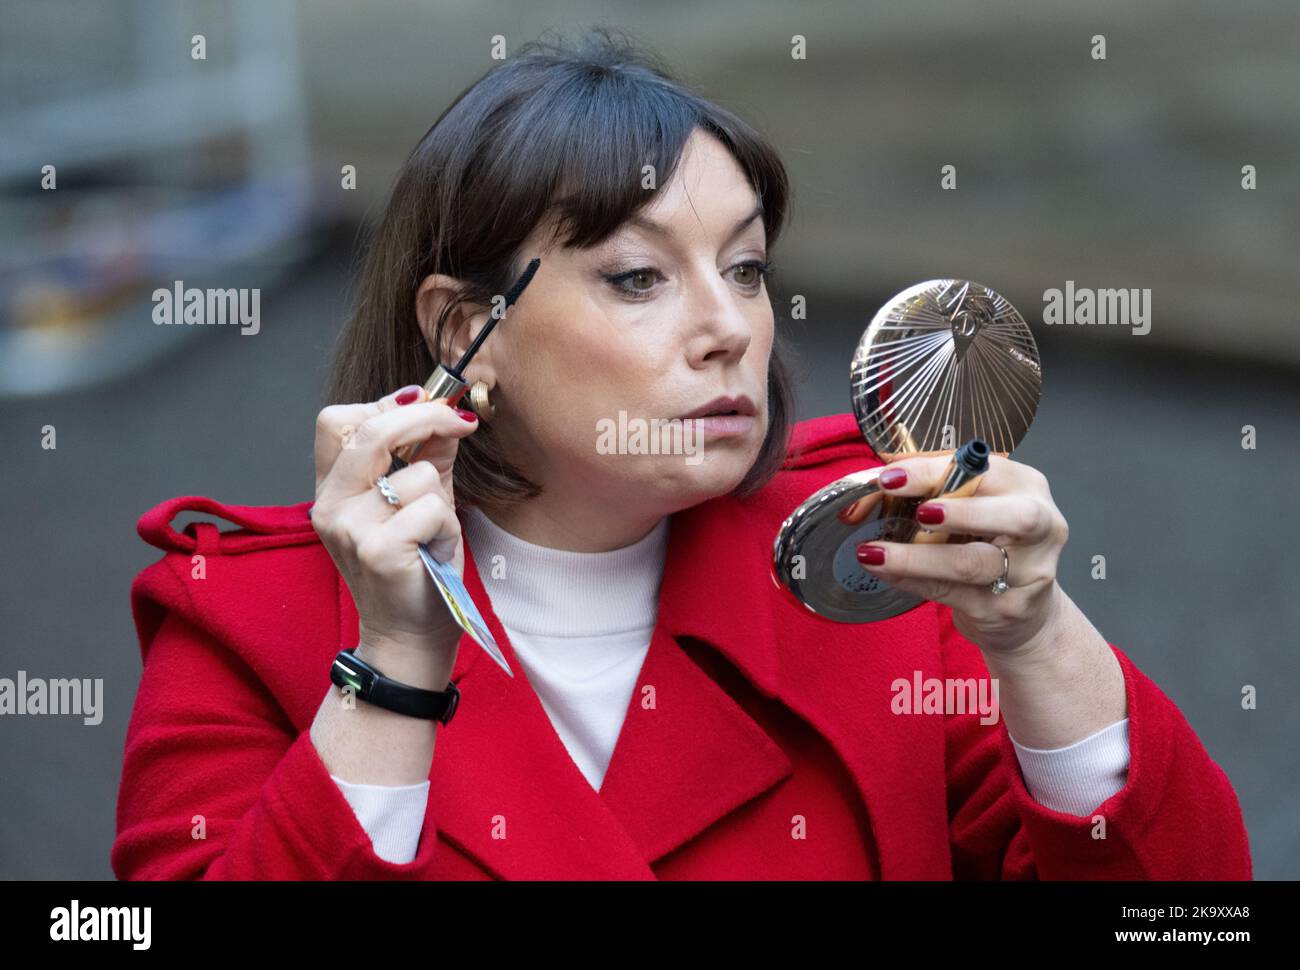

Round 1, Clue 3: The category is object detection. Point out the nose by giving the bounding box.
[683,267,753,368]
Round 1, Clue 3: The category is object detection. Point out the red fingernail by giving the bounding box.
[917,503,944,525]
[395,385,422,406]
[879,467,907,489]
[856,543,886,566]
[453,407,478,422]
[837,498,861,523]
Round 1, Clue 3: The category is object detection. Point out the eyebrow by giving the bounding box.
[625,200,765,243]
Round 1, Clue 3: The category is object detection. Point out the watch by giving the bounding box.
[329,648,460,724]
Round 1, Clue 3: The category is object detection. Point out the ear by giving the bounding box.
[414,273,499,387]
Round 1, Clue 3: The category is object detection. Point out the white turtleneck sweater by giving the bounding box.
[329,504,1131,865]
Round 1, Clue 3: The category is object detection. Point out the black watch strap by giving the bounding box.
[330,648,460,724]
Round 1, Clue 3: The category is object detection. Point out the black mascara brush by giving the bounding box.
[394,257,540,463]
[453,257,540,373]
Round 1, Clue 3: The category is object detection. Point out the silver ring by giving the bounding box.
[375,474,402,509]
[989,544,1010,595]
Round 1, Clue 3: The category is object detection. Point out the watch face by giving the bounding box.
[331,655,374,695]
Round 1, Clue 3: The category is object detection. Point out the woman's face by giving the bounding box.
[454,128,775,533]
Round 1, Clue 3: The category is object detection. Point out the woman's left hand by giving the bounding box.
[849,454,1070,657]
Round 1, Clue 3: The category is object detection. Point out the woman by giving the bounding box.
[113,30,1251,880]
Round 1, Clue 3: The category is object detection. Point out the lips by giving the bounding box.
[680,395,758,420]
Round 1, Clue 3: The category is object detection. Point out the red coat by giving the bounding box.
[112,413,1252,880]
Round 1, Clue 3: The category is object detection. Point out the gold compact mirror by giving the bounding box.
[771,279,1042,623]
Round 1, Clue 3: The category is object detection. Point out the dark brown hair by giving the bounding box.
[326,26,796,514]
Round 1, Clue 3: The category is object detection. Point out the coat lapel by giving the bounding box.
[596,621,794,864]
[406,532,656,881]
[630,492,954,879]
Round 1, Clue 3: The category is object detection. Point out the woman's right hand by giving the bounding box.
[311,384,480,673]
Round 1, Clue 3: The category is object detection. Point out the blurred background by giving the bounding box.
[1,0,1296,878]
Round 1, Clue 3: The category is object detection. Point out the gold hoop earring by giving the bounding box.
[469,380,496,420]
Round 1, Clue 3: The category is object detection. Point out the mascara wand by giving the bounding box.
[394,257,540,464]
[454,256,540,373]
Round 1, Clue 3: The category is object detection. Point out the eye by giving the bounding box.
[601,266,664,300]
[600,259,774,301]
[731,259,774,290]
